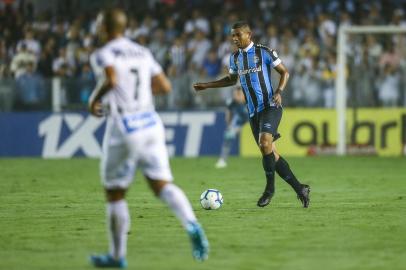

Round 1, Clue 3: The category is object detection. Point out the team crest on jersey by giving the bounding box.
[254,56,260,63]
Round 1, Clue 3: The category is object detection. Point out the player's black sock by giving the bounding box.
[275,156,302,194]
[262,152,276,194]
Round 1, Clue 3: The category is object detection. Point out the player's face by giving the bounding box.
[231,28,251,49]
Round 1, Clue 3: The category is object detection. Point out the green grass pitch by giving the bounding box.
[0,156,405,270]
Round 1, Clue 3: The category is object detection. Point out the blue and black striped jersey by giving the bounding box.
[229,42,281,117]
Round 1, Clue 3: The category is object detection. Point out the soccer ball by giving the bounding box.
[200,189,223,210]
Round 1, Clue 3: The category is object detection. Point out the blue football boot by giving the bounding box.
[89,254,127,268]
[186,222,209,261]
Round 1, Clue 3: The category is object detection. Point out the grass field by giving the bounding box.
[0,156,405,270]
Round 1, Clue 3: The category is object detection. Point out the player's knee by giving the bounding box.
[147,179,168,197]
[224,129,236,140]
[259,145,272,155]
[259,135,273,154]
[105,189,126,202]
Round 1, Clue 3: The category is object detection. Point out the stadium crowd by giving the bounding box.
[0,0,405,111]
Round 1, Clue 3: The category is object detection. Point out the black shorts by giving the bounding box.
[249,106,282,144]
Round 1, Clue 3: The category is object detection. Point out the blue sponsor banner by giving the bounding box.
[0,111,240,157]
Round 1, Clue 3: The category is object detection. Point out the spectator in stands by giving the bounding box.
[16,28,41,58]
[139,15,158,36]
[167,36,189,108]
[263,24,279,49]
[0,40,9,78]
[217,35,234,71]
[78,63,95,104]
[164,17,179,43]
[379,42,401,70]
[391,8,406,26]
[14,61,46,110]
[365,35,383,61]
[188,30,211,70]
[1,0,405,111]
[52,20,68,48]
[10,44,37,78]
[37,38,56,78]
[184,9,210,35]
[148,28,169,68]
[201,49,222,79]
[320,53,336,108]
[377,64,401,107]
[52,47,75,77]
[291,60,323,107]
[125,17,143,41]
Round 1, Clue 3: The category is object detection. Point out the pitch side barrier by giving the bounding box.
[241,108,406,157]
[0,111,238,158]
[1,109,405,157]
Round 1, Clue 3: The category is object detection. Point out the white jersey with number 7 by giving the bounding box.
[90,37,162,115]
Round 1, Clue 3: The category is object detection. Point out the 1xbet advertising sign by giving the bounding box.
[0,111,238,157]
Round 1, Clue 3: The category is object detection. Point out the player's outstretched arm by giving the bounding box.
[152,73,172,95]
[89,66,117,117]
[193,74,238,91]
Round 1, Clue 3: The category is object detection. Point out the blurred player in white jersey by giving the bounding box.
[215,86,248,168]
[88,9,208,268]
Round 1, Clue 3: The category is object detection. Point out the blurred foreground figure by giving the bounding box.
[88,9,208,268]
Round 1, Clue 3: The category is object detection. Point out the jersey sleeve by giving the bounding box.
[90,51,104,78]
[147,51,163,77]
[95,48,115,68]
[264,49,282,68]
[229,53,238,74]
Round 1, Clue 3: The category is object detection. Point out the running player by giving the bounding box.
[88,9,208,268]
[194,21,310,208]
[215,85,248,168]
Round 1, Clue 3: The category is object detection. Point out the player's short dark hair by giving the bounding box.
[232,21,250,30]
[103,8,127,34]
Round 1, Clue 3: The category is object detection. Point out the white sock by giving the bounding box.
[107,200,130,259]
[159,184,197,228]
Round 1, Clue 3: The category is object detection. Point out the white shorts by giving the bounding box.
[100,111,173,190]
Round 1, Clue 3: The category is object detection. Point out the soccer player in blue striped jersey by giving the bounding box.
[194,21,310,208]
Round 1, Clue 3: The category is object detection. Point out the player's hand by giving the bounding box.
[273,89,282,107]
[193,83,207,91]
[89,100,104,117]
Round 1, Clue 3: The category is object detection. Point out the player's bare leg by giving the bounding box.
[272,143,311,208]
[90,189,129,268]
[257,132,276,207]
[146,178,209,261]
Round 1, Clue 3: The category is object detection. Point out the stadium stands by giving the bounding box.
[0,0,405,111]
